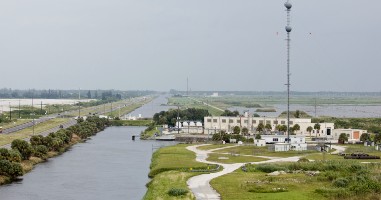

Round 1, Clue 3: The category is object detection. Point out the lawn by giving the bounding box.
[211,160,381,200]
[206,153,268,164]
[149,144,209,178]
[196,144,235,151]
[1,119,32,129]
[0,118,69,146]
[211,170,327,200]
[144,171,198,200]
[213,145,316,158]
[145,144,214,200]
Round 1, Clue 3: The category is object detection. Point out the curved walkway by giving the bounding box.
[186,144,301,200]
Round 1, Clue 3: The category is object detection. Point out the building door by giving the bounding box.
[327,128,331,136]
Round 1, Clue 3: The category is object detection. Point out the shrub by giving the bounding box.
[11,139,33,160]
[333,178,349,188]
[33,145,48,158]
[167,188,188,196]
[297,158,310,163]
[0,159,23,179]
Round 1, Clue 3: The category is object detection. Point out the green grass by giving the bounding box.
[211,170,326,200]
[168,97,223,116]
[144,171,197,200]
[213,145,316,158]
[1,119,32,129]
[149,144,209,178]
[144,144,214,200]
[112,119,153,126]
[206,153,268,164]
[196,144,235,151]
[0,118,69,146]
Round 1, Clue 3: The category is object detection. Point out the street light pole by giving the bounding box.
[9,102,11,120]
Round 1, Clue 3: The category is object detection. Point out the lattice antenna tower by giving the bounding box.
[285,1,292,143]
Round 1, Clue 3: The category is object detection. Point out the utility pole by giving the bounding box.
[9,102,11,120]
[18,99,21,119]
[78,88,81,118]
[32,97,35,135]
[177,105,180,134]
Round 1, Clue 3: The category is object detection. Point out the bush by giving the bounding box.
[11,139,33,160]
[333,178,349,188]
[0,159,23,179]
[33,145,48,158]
[297,158,310,163]
[167,188,188,196]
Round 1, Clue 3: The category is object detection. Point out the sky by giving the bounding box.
[0,0,380,92]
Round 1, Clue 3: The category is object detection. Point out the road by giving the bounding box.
[186,144,301,200]
[0,96,152,149]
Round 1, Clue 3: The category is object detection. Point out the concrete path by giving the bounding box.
[330,144,347,154]
[186,144,301,200]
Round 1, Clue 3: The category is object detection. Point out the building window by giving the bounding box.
[207,119,211,122]
[213,119,217,123]
[321,130,324,133]
[259,120,264,124]
[229,119,233,123]
[244,120,248,123]
[266,120,271,125]
[273,138,278,142]
[252,120,256,124]
[274,120,278,125]
[222,119,226,123]
[237,120,241,123]
[281,121,285,124]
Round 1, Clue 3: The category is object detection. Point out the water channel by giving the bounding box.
[0,95,176,200]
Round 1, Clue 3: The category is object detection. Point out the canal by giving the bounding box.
[0,95,176,200]
[0,127,176,200]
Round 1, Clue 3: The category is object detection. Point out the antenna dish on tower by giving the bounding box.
[284,2,292,9]
[285,26,292,32]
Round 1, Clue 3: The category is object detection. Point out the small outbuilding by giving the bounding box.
[254,139,266,147]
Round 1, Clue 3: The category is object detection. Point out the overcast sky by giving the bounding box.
[0,0,380,92]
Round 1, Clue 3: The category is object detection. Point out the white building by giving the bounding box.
[204,116,334,137]
[254,139,266,147]
[332,129,367,143]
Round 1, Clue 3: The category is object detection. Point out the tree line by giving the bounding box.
[153,108,210,126]
[0,116,110,182]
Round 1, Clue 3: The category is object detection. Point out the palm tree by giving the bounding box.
[292,124,300,134]
[256,123,264,133]
[314,123,321,138]
[307,126,313,138]
[265,124,272,133]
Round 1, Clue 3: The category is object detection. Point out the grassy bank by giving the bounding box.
[0,118,70,146]
[144,144,216,200]
[110,119,153,126]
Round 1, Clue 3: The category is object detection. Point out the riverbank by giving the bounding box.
[144,144,220,200]
[0,117,109,185]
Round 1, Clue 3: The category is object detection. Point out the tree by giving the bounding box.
[255,134,262,139]
[278,125,287,133]
[87,90,92,99]
[233,126,241,135]
[307,126,313,138]
[253,113,260,117]
[294,110,300,118]
[338,133,348,144]
[292,124,300,133]
[11,139,33,160]
[265,124,272,132]
[360,133,371,142]
[241,127,249,136]
[374,133,381,144]
[314,123,321,138]
[256,123,264,133]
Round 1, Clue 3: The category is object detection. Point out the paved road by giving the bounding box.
[186,144,301,200]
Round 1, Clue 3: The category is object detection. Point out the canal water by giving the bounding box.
[0,127,176,200]
[0,95,176,200]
